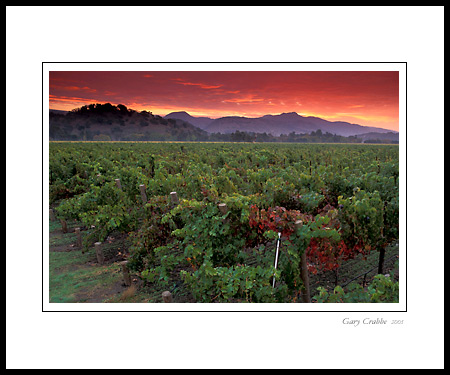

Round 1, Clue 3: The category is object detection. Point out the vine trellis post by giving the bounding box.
[95,242,104,265]
[170,191,179,206]
[295,220,311,303]
[139,184,147,204]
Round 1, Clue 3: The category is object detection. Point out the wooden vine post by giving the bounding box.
[377,201,387,275]
[115,178,122,190]
[120,261,132,286]
[95,242,104,265]
[60,219,68,234]
[295,220,311,303]
[49,209,56,221]
[218,203,228,223]
[378,247,386,275]
[170,191,179,206]
[75,227,82,248]
[162,291,173,303]
[139,184,147,204]
[218,203,228,215]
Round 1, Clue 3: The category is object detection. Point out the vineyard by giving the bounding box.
[49,142,400,303]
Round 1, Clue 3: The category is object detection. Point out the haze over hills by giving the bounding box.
[48,103,398,143]
[164,111,397,137]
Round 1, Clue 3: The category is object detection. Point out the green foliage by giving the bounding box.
[294,191,326,214]
[127,196,173,272]
[181,264,276,303]
[314,274,399,303]
[55,180,137,243]
[338,189,384,251]
[49,142,399,303]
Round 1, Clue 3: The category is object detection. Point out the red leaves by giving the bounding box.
[248,204,302,238]
[249,205,317,241]
[249,204,370,274]
[306,238,339,274]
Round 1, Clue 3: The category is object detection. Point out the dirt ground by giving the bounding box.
[49,223,152,303]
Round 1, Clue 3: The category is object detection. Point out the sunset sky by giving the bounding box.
[49,71,399,131]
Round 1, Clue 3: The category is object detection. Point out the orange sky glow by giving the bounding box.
[49,71,399,131]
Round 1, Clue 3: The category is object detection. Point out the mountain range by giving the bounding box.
[48,104,398,142]
[164,111,397,137]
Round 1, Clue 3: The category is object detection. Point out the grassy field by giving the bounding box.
[48,219,165,303]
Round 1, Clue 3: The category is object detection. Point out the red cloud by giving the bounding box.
[171,78,222,90]
[49,71,399,131]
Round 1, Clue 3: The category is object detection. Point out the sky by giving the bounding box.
[49,71,399,131]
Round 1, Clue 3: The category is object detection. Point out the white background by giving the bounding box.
[6,6,444,369]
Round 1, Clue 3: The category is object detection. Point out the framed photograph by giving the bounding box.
[43,62,406,313]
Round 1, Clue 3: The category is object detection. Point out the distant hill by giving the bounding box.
[165,111,396,137]
[164,111,213,130]
[49,109,68,115]
[49,104,398,143]
[49,103,208,141]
